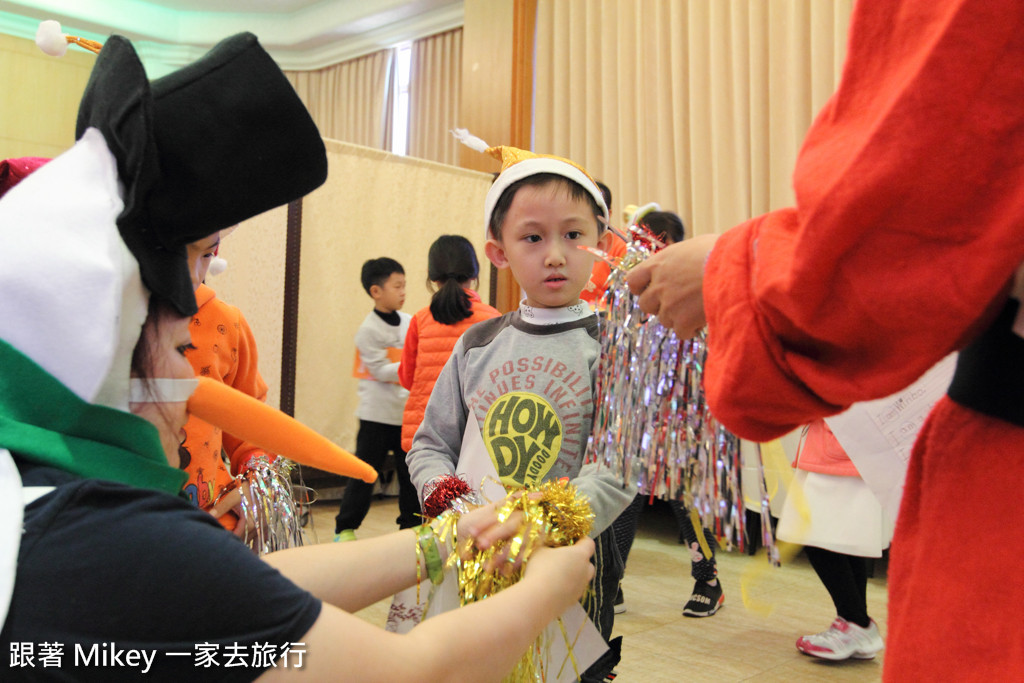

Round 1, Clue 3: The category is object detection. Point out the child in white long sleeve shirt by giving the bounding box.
[335,257,420,538]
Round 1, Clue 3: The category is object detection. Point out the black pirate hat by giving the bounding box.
[76,32,327,316]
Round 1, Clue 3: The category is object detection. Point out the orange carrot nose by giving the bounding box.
[187,376,377,483]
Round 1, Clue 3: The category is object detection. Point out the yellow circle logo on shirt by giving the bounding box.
[483,392,562,487]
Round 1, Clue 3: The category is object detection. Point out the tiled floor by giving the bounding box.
[305,496,887,683]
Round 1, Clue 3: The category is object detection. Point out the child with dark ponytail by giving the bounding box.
[398,235,500,451]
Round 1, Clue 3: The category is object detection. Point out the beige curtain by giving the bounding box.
[534,0,854,235]
[285,49,396,149]
[407,29,463,165]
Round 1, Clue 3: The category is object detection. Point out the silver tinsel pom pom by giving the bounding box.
[586,226,770,554]
[233,455,309,555]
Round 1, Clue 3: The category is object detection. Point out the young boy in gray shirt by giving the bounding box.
[406,145,634,671]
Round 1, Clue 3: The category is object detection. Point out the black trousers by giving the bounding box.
[611,494,718,581]
[581,525,624,641]
[335,420,421,532]
[580,525,624,681]
[804,545,871,628]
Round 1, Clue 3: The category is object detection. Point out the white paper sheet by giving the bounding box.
[825,354,957,520]
[454,418,609,680]
[455,414,509,504]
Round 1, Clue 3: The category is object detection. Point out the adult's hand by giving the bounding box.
[522,540,595,603]
[626,233,719,339]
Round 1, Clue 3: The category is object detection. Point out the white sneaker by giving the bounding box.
[796,617,884,661]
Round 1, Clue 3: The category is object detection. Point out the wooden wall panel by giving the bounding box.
[458,0,513,175]
[0,33,94,160]
[459,0,537,312]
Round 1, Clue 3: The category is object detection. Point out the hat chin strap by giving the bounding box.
[128,377,199,403]
[126,376,378,483]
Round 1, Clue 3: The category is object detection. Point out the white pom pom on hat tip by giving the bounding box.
[207,257,228,277]
[35,20,68,58]
[35,20,103,57]
[450,128,491,154]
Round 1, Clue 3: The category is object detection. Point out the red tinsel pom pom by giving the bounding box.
[630,223,663,253]
[422,475,472,518]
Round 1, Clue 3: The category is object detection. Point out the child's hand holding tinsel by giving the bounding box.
[456,496,537,575]
[213,454,307,555]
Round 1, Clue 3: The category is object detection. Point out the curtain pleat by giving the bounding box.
[285,49,396,150]
[534,0,855,235]
[408,29,463,165]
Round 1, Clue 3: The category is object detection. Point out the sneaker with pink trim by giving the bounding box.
[796,617,884,661]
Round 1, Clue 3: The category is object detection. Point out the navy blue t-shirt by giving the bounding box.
[2,461,321,682]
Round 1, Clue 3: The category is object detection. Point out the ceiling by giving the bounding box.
[0,0,464,72]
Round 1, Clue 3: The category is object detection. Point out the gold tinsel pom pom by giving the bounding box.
[455,479,593,605]
[452,480,594,682]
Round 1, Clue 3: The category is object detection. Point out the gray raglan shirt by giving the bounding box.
[405,308,634,535]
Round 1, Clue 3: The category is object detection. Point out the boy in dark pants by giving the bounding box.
[407,143,634,680]
[335,258,420,539]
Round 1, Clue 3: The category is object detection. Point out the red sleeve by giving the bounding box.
[222,311,272,473]
[398,314,419,390]
[703,0,1024,442]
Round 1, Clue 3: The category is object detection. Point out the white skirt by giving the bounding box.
[776,470,895,558]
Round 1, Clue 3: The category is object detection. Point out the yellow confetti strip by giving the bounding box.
[739,439,810,616]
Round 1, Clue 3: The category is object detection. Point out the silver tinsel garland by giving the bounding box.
[230,455,309,555]
[586,228,774,555]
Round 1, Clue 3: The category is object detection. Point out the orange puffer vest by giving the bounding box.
[399,291,500,451]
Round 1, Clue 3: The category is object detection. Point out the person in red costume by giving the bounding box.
[626,1,1024,678]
